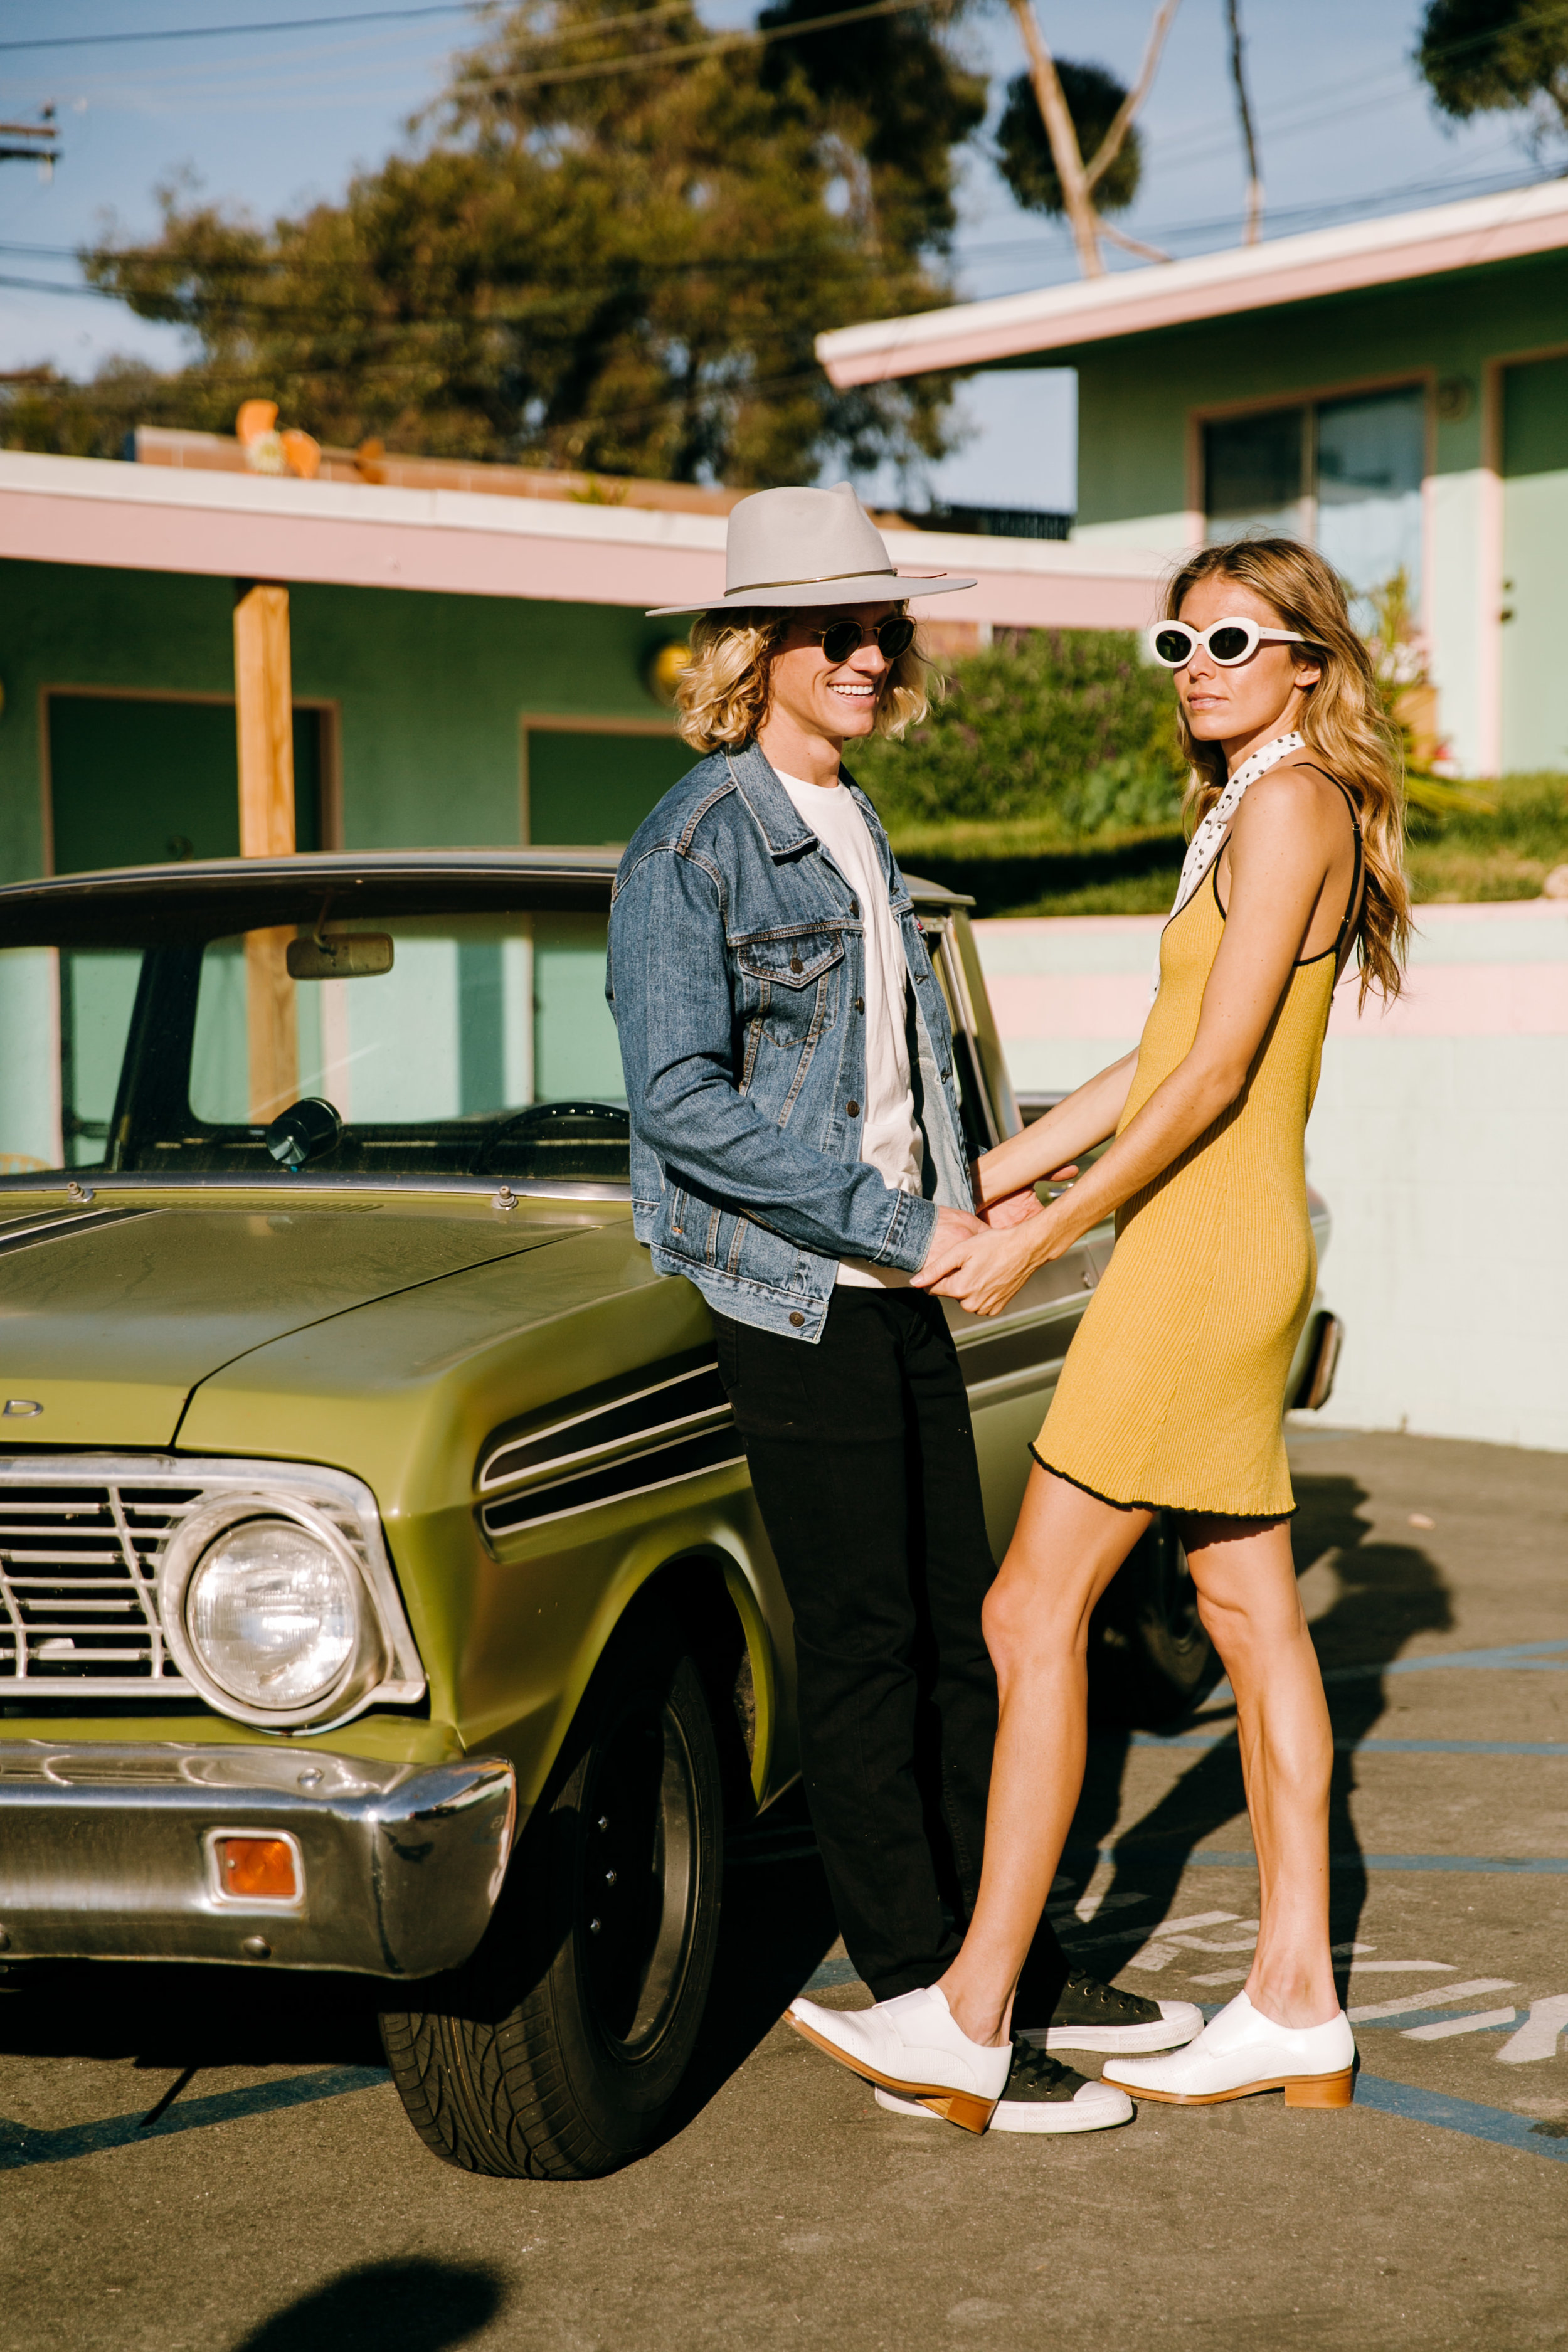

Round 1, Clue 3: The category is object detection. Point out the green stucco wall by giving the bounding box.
[0,560,688,886]
[1042,248,1568,774]
[1067,250,1568,532]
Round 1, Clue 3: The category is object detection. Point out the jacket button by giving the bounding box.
[790,957,803,974]
[789,1311,805,1327]
[847,1101,860,1118]
[855,997,865,1014]
[849,899,859,916]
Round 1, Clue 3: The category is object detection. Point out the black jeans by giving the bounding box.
[715,1285,1066,2003]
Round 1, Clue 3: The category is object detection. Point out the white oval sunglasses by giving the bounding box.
[1147,615,1306,669]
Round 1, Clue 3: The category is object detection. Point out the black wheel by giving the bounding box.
[1088,1512,1219,1727]
[379,1614,723,2180]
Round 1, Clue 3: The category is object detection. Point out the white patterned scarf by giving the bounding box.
[1151,730,1304,1002]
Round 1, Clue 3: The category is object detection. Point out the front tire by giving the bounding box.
[380,1616,723,2180]
[1088,1513,1218,1726]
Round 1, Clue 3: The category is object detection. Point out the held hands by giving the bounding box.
[915,1189,1069,1318]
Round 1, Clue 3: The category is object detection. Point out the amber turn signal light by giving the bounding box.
[214,1835,300,1903]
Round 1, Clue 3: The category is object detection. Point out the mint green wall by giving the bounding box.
[0,560,684,885]
[1044,249,1568,773]
[1066,252,1568,531]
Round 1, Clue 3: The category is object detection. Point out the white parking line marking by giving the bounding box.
[1046,1890,1148,1926]
[1162,1922,1260,1953]
[1403,2008,1518,2041]
[1345,1961,1458,1973]
[1498,1996,1568,2065]
[1062,1909,1239,1956]
[1348,1979,1515,2024]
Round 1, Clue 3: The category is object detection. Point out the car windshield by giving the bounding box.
[0,882,629,1188]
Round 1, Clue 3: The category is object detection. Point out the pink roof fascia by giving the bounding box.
[0,450,1167,630]
[817,179,1568,386]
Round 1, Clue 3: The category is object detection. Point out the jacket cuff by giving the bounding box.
[876,1188,939,1274]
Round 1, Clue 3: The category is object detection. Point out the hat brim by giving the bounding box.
[645,571,977,618]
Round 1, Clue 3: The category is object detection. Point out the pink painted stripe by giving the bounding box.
[987,972,1150,1040]
[1326,963,1568,1037]
[989,965,1568,1044]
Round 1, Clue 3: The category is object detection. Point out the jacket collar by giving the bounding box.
[724,740,824,861]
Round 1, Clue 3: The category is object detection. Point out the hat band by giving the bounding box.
[726,563,901,595]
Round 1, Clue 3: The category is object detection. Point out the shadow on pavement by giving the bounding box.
[231,2259,505,2352]
[651,1782,840,2150]
[0,1954,384,2075]
[1071,1470,1454,1964]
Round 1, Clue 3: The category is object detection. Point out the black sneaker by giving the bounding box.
[1018,1971,1203,2056]
[876,2038,1134,2135]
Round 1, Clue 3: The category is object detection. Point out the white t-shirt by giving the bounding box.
[775,770,923,1288]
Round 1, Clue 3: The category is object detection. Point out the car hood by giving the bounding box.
[0,1199,586,1447]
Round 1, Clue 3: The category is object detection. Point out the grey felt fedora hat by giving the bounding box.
[647,480,975,617]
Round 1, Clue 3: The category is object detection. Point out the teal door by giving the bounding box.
[525,726,692,846]
[48,695,324,873]
[1502,356,1568,774]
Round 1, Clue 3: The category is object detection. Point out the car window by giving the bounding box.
[0,906,628,1187]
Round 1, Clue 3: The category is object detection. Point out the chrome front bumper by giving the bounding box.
[0,1742,516,1977]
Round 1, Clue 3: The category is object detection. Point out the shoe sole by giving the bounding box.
[876,2085,1134,2136]
[786,2013,999,2134]
[1027,2020,1202,2056]
[1105,2066,1357,2109]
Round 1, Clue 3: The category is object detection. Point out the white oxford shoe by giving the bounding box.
[1102,1990,1356,2108]
[877,2042,1134,2136]
[787,1985,1011,2133]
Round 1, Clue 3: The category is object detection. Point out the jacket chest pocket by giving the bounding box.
[734,929,845,1049]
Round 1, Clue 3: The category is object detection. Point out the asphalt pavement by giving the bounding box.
[3,1429,1565,2352]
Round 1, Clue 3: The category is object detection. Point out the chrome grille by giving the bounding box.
[0,1477,202,1693]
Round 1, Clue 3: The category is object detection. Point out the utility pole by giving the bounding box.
[0,109,59,183]
[1225,1,1264,246]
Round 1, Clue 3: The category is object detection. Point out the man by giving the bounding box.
[608,484,1197,2132]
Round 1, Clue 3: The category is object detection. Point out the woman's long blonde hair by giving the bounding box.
[674,605,931,753]
[1166,538,1411,1005]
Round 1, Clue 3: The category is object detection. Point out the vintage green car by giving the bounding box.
[0,850,1338,2179]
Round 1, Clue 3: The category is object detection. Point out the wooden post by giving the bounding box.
[234,581,299,1120]
[233,581,296,856]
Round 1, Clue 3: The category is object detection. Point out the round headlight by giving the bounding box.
[185,1519,359,1711]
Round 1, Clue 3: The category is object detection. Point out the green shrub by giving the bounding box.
[851,627,1187,833]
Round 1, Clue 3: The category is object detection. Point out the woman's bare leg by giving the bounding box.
[936,1465,1150,2047]
[1183,1515,1337,2027]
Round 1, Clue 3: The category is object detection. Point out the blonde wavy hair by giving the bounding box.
[1165,538,1411,1005]
[674,605,931,753]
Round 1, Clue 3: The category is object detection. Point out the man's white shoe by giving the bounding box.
[787,1985,1010,2132]
[1102,1991,1356,2107]
[877,2043,1134,2135]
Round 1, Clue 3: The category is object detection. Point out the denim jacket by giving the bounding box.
[607,739,973,1341]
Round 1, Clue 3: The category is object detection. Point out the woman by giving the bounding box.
[787,536,1409,2129]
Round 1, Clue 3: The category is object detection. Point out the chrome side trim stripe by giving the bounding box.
[480,1424,746,1538]
[479,1356,727,1491]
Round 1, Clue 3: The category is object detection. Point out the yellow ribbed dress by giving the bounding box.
[1035,862,1345,1520]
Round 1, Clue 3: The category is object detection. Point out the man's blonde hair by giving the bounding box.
[674,607,932,751]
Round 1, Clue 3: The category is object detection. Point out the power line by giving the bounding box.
[0,3,482,57]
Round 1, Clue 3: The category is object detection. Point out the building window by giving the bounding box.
[1204,384,1426,615]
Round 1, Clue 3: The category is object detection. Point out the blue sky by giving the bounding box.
[0,0,1554,509]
